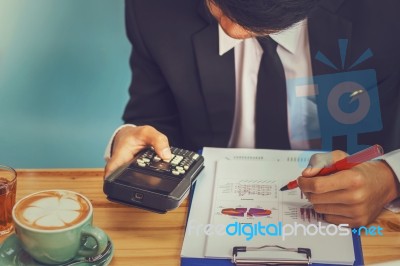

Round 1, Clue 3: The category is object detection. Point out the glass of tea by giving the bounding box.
[0,165,17,236]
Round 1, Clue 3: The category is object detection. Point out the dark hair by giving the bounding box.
[210,0,320,34]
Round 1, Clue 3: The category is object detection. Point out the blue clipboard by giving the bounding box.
[181,184,364,266]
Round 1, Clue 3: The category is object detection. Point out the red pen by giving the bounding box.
[279,144,384,191]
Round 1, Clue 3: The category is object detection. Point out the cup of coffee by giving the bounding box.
[12,190,108,265]
[0,165,17,236]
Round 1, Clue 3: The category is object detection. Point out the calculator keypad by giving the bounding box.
[132,147,201,178]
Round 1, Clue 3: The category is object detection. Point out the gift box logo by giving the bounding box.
[288,39,382,153]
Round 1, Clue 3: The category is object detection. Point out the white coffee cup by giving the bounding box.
[12,190,108,265]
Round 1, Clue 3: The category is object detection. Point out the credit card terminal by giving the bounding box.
[103,147,204,213]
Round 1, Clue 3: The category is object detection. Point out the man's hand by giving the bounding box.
[104,126,172,178]
[298,150,400,227]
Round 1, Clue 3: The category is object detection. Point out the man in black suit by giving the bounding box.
[105,0,400,226]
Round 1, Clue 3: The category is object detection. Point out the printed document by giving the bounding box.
[181,147,355,265]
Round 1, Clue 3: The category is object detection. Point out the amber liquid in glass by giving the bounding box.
[0,177,17,235]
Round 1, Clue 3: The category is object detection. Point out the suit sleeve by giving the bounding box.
[122,0,183,146]
[382,150,400,212]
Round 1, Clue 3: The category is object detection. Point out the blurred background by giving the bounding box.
[0,0,131,168]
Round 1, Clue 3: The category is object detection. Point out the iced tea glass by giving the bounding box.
[0,165,17,236]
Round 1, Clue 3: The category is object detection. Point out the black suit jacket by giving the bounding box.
[123,0,400,153]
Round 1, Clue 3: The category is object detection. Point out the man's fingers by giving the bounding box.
[149,134,172,160]
[306,189,354,204]
[298,174,343,193]
[323,214,368,228]
[313,203,358,218]
[104,147,137,178]
[298,170,360,194]
[302,150,348,177]
[104,125,171,178]
[312,204,370,227]
[302,153,333,176]
[138,126,172,160]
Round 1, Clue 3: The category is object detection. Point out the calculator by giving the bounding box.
[103,147,204,213]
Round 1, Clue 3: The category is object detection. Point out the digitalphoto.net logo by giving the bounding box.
[288,39,382,154]
[187,220,383,241]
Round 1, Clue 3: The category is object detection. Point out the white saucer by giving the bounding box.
[0,233,114,266]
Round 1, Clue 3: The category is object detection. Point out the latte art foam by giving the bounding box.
[14,191,90,230]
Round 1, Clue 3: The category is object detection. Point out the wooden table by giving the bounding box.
[1,169,400,265]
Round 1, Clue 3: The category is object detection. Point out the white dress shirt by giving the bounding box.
[222,20,319,150]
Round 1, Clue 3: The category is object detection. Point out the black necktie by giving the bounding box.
[255,37,291,149]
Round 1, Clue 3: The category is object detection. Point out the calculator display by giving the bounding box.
[114,170,177,195]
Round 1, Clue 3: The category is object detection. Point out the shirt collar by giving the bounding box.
[218,20,307,56]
